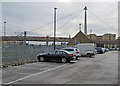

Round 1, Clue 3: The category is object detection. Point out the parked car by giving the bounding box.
[37,50,76,63]
[94,49,97,55]
[102,48,106,53]
[95,47,104,54]
[62,47,81,60]
[109,48,117,51]
[75,43,96,57]
[117,48,119,51]
[105,48,109,52]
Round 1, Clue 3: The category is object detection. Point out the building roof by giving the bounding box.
[67,31,91,45]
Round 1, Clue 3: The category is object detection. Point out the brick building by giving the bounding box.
[67,31,91,45]
[87,33,117,48]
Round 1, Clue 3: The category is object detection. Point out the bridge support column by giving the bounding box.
[46,41,48,46]
[46,36,49,46]
[61,42,62,45]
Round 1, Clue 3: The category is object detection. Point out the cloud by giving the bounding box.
[2,2,118,37]
[2,0,119,2]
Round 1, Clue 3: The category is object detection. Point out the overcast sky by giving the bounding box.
[2,1,119,37]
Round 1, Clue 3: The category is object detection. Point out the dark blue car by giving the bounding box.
[95,47,103,54]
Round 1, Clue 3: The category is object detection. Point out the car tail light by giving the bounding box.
[70,55,73,57]
[76,52,79,53]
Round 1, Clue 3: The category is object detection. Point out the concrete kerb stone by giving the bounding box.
[2,60,38,68]
[11,62,25,66]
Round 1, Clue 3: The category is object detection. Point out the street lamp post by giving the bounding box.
[90,30,92,40]
[4,22,6,36]
[54,8,57,50]
[84,6,88,35]
[24,31,27,45]
[79,24,81,31]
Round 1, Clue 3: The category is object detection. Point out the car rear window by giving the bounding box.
[75,49,78,51]
[64,51,72,54]
[63,49,74,51]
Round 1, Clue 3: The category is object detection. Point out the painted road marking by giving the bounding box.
[3,64,68,85]
[15,66,41,70]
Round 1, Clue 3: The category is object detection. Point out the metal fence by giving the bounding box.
[2,41,69,66]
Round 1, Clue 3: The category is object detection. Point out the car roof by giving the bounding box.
[63,47,77,49]
[57,50,72,54]
[54,50,67,52]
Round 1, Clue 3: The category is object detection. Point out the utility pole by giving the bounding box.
[24,31,27,45]
[84,6,87,35]
[46,36,49,46]
[54,8,57,50]
[4,22,6,36]
[90,29,92,40]
[69,34,71,39]
[69,34,71,41]
[79,24,81,31]
[79,24,82,43]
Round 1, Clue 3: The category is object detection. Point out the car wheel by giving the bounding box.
[61,57,67,63]
[86,53,91,57]
[39,56,45,62]
[76,56,79,60]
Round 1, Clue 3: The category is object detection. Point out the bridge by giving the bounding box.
[1,36,119,47]
[1,36,70,42]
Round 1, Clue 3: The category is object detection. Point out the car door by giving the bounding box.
[51,51,59,61]
[47,51,56,60]
[54,51,63,61]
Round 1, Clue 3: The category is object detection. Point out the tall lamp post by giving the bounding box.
[79,24,82,43]
[54,8,57,50]
[79,24,81,31]
[84,6,87,35]
[4,22,6,36]
[24,31,27,45]
[90,29,92,40]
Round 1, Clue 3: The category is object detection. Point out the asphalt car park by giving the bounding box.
[1,51,118,84]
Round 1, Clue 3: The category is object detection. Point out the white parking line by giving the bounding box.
[18,73,29,75]
[15,66,41,70]
[3,64,68,85]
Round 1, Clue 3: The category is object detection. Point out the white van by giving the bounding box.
[75,43,96,57]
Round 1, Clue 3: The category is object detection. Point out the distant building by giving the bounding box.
[67,31,118,48]
[87,33,117,48]
[87,33,116,40]
[102,34,116,40]
[67,31,91,45]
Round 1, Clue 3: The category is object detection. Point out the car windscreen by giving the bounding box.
[49,51,56,54]
[75,49,78,51]
[55,51,63,54]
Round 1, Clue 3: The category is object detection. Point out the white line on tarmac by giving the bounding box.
[15,66,41,70]
[18,73,30,75]
[3,64,68,85]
